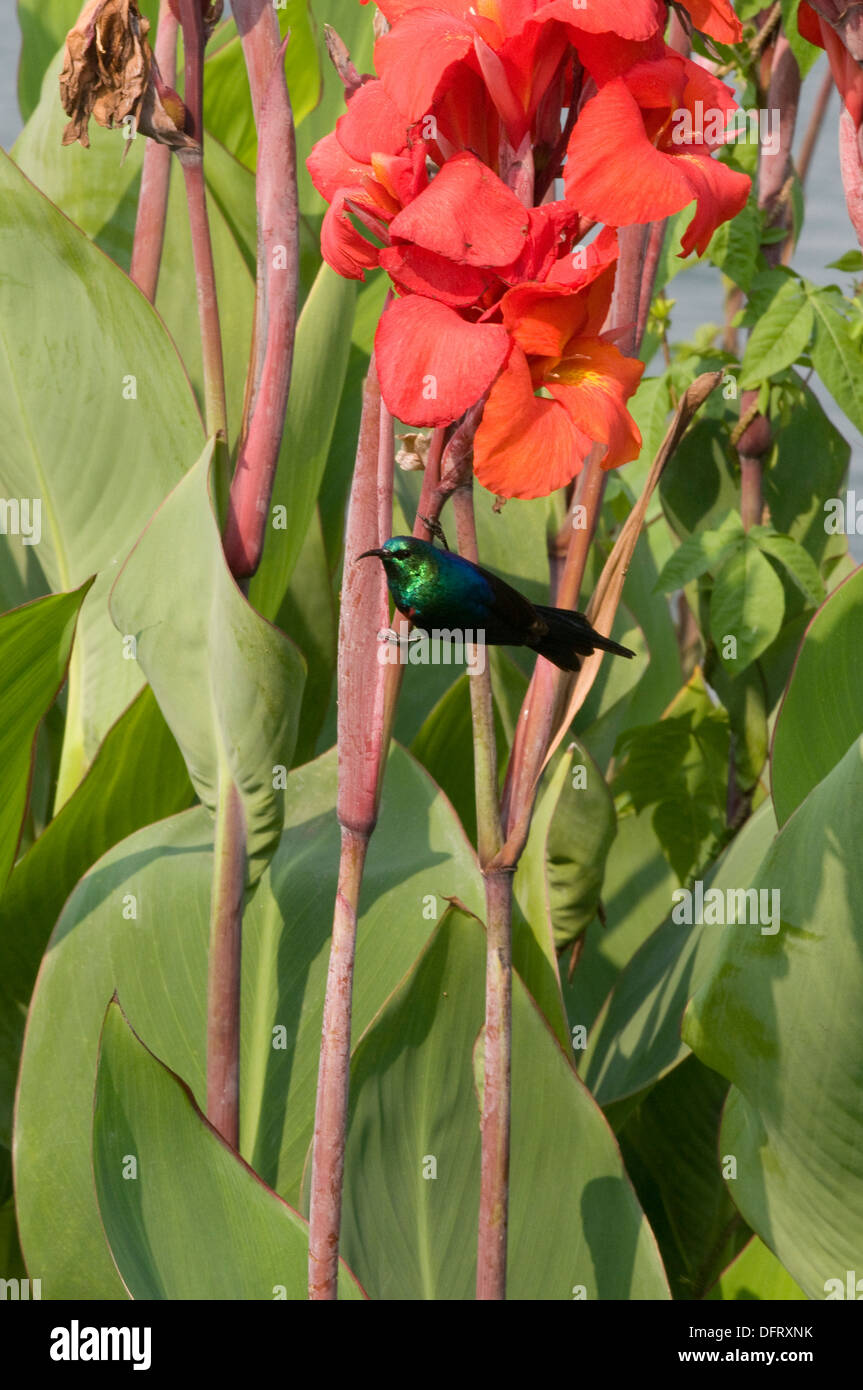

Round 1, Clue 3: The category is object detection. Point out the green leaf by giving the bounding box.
[763,376,850,565]
[710,539,785,672]
[619,1057,743,1299]
[613,675,730,884]
[0,148,203,799]
[248,264,357,623]
[274,508,337,767]
[706,1237,807,1301]
[706,197,760,291]
[748,526,825,605]
[684,738,863,1300]
[809,286,863,436]
[660,418,741,541]
[110,441,304,887]
[340,907,670,1299]
[738,276,813,388]
[562,803,678,1038]
[771,567,863,826]
[582,799,777,1106]
[628,374,672,470]
[0,584,91,893]
[13,54,256,446]
[411,673,480,845]
[0,685,192,1146]
[545,740,617,950]
[654,512,744,593]
[827,250,863,273]
[93,999,365,1299]
[14,744,483,1298]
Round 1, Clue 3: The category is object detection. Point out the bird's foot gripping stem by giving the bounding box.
[418,514,450,551]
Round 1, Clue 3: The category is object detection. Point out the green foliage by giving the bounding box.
[3,0,861,1305]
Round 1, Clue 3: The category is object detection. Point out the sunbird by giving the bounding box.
[358,535,635,673]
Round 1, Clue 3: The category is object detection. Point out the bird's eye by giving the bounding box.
[391,547,409,559]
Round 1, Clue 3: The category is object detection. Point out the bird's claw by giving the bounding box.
[418,514,450,550]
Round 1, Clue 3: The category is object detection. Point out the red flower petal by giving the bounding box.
[379,244,496,306]
[375,294,511,426]
[320,193,382,280]
[530,0,663,40]
[545,340,644,469]
[546,223,619,289]
[500,283,592,357]
[564,73,750,253]
[676,0,743,45]
[672,152,750,257]
[500,200,583,283]
[306,131,372,204]
[474,346,590,499]
[389,151,529,266]
[335,79,413,162]
[375,9,475,122]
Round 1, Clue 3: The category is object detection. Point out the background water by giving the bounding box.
[0,6,860,554]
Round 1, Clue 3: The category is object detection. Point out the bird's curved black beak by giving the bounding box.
[357,548,386,562]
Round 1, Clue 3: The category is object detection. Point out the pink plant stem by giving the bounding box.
[475,868,512,1300]
[451,477,509,1301]
[176,0,228,442]
[175,1,233,1149]
[129,0,177,300]
[309,364,394,1300]
[308,825,368,1300]
[223,6,298,577]
[839,105,863,248]
[206,777,246,1149]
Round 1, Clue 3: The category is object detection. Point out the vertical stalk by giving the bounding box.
[309,365,394,1299]
[174,1,234,1146]
[206,771,246,1147]
[476,868,512,1301]
[176,0,228,442]
[308,827,368,1299]
[452,483,510,1299]
[178,152,229,441]
[129,0,177,301]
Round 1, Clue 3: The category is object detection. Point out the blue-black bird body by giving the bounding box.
[358,536,635,673]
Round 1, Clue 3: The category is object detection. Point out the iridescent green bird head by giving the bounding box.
[357,535,438,580]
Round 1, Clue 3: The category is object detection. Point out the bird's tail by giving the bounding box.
[531,604,635,672]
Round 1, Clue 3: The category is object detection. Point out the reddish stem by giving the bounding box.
[206,776,246,1148]
[476,869,512,1301]
[223,15,298,578]
[129,0,177,300]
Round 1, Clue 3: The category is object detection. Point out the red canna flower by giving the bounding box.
[674,0,742,44]
[564,52,751,256]
[371,0,664,148]
[306,78,426,279]
[798,2,863,131]
[473,235,645,497]
[375,229,645,498]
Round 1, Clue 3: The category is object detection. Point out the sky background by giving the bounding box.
[0,7,860,557]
